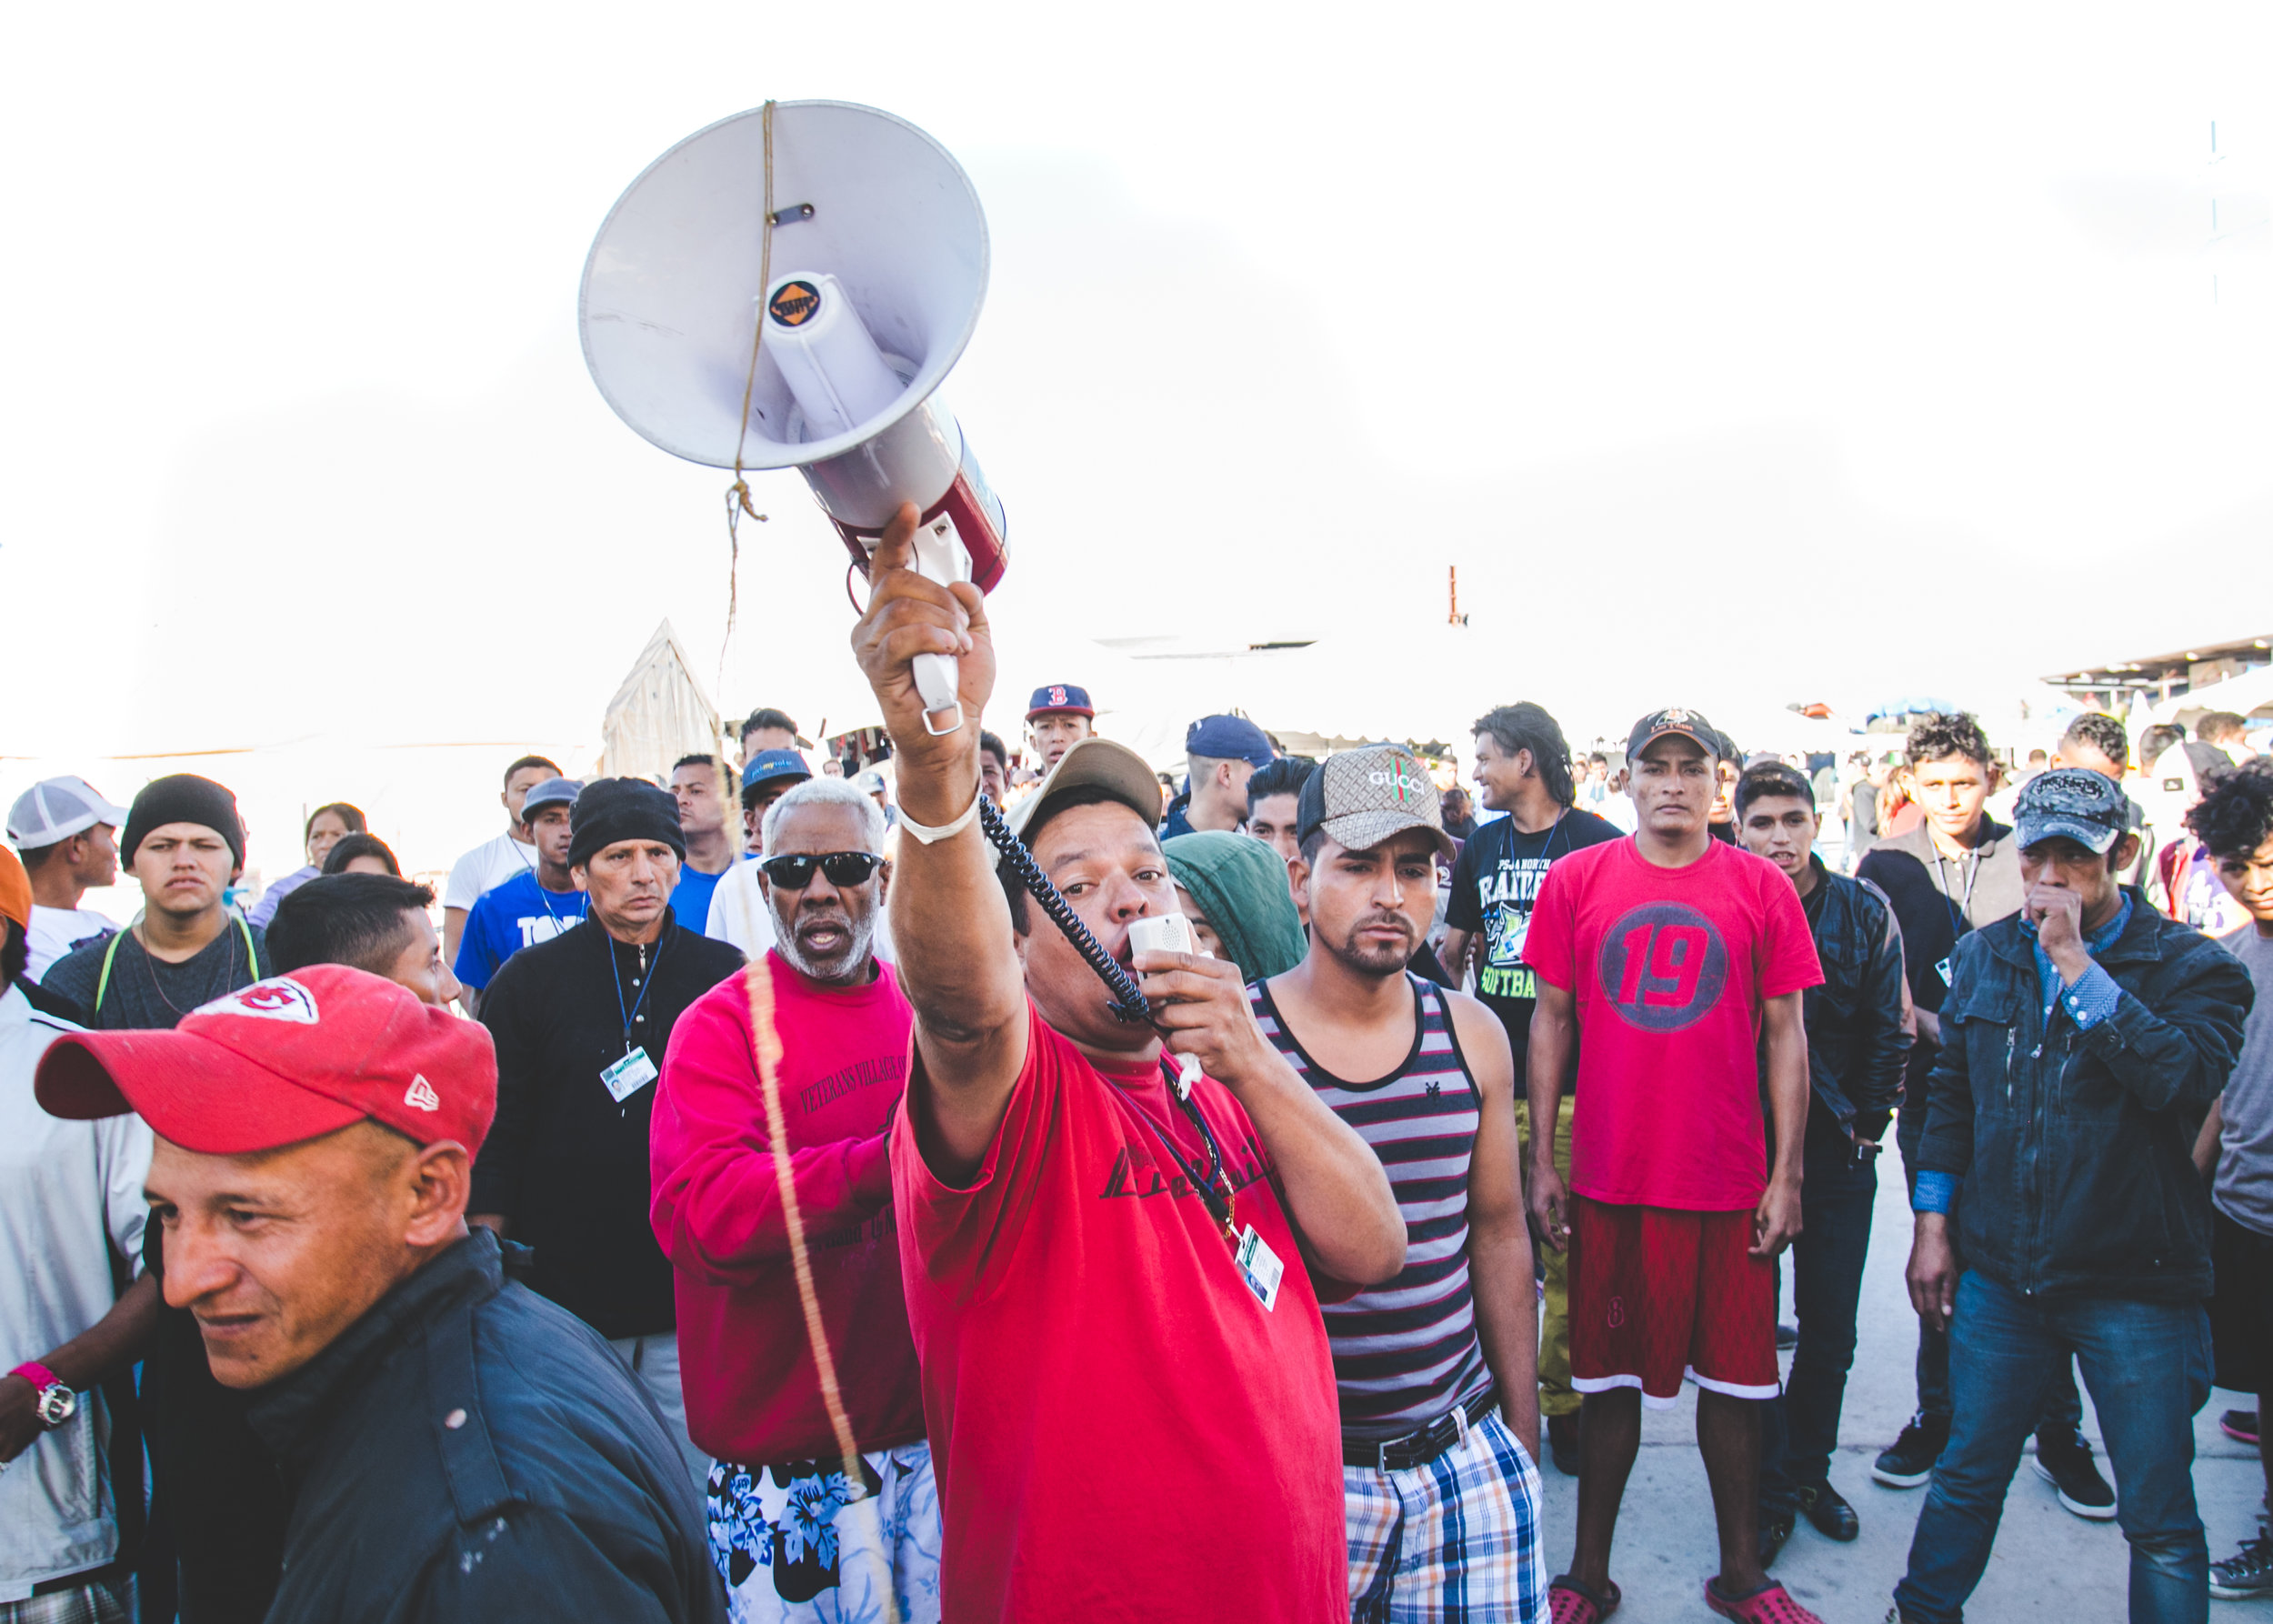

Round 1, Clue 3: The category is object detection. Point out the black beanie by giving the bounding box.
[121,774,247,871]
[568,777,686,870]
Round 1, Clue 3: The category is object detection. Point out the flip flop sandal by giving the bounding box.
[1703,1576,1824,1623]
[1547,1574,1621,1624]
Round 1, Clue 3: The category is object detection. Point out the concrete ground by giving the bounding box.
[1527,1159,2268,1621]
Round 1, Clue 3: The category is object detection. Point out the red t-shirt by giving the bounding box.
[1522,837,1822,1211]
[894,1004,1347,1624]
[650,951,925,1464]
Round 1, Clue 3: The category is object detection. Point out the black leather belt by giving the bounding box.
[1343,1385,1501,1472]
[34,1560,128,1597]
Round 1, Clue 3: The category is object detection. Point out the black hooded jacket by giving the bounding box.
[246,1229,725,1624]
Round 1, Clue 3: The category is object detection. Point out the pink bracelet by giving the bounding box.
[7,1362,59,1390]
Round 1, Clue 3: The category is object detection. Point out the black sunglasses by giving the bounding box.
[759,850,884,889]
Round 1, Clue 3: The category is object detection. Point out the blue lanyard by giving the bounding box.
[606,927,665,1055]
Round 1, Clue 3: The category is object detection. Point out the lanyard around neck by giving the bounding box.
[605,926,665,1054]
[1116,1059,1236,1241]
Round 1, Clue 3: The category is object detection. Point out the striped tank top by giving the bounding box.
[1249,973,1492,1440]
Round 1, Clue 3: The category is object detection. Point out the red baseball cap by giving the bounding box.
[35,964,496,1157]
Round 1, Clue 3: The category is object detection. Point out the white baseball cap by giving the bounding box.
[8,777,131,850]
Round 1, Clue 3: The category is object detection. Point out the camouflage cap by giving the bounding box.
[1294,744,1456,860]
[2014,767,2130,856]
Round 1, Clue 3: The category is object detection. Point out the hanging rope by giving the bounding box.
[718,98,776,695]
[742,951,902,1623]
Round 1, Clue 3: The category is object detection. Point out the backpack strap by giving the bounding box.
[93,930,126,1022]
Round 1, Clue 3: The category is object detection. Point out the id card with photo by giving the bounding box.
[1235,1224,1284,1312]
[601,1047,659,1103]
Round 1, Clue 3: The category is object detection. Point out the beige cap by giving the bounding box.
[1004,736,1164,842]
[1297,743,1457,861]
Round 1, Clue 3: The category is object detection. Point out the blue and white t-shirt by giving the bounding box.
[454,871,586,991]
[668,864,730,936]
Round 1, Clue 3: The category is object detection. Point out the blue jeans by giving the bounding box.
[1892,1271,2212,1624]
[1762,1113,1878,1512]
[1898,1111,2082,1434]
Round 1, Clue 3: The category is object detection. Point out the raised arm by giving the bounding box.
[848,506,1027,1181]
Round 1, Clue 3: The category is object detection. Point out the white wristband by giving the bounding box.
[896,780,985,846]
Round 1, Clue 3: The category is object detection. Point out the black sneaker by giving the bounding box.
[2221,1408,2260,1447]
[2211,1531,2273,1600]
[1547,1410,1581,1477]
[2033,1429,2117,1520]
[1759,1510,1795,1568]
[1872,1412,1948,1489]
[1797,1479,1859,1541]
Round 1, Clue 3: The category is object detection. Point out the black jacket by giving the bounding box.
[1798,859,1912,1139]
[1918,890,2254,1302]
[473,915,744,1337]
[247,1230,725,1624]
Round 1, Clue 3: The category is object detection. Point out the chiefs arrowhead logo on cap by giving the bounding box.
[195,977,320,1025]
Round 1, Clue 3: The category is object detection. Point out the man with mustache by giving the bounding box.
[654,776,933,1624]
[470,777,744,1483]
[34,965,724,1624]
[848,506,1405,1622]
[1249,745,1548,1621]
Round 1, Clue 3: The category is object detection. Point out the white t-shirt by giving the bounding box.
[25,906,118,984]
[0,985,152,1598]
[704,858,777,957]
[444,831,539,912]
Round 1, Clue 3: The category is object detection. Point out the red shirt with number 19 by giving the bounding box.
[1522,837,1822,1211]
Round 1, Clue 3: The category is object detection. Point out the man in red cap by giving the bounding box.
[35,966,725,1624]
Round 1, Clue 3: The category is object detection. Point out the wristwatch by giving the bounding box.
[8,1362,76,1429]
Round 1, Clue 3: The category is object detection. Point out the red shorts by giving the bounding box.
[1566,1192,1777,1408]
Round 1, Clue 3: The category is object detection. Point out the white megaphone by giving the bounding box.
[579,101,1006,736]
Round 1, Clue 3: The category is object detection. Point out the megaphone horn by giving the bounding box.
[580,101,1007,736]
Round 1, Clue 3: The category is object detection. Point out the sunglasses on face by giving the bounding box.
[759,850,884,889]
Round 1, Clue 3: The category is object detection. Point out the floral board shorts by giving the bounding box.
[706,1441,941,1624]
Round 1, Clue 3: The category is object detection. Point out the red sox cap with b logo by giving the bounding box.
[35,964,496,1156]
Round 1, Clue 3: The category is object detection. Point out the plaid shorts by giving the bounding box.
[0,1579,130,1624]
[1345,1407,1549,1623]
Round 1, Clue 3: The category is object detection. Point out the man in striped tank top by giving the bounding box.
[1253,745,1550,1623]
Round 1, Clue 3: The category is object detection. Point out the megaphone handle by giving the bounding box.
[906,516,972,737]
[913,651,961,737]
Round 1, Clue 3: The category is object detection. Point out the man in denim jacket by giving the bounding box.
[1889,769,2254,1624]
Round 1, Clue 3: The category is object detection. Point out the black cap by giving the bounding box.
[121,775,246,871]
[568,777,686,870]
[2014,768,2132,856]
[1626,707,1722,763]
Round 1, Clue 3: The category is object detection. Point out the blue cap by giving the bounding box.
[1026,684,1094,720]
[520,777,582,818]
[1185,714,1275,770]
[742,749,813,789]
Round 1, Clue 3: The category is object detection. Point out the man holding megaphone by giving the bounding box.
[851,504,1407,1622]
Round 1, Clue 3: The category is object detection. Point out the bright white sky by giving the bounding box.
[7,3,2271,774]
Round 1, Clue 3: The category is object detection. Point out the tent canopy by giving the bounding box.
[599,621,724,782]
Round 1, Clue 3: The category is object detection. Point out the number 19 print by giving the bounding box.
[1595,902,1728,1032]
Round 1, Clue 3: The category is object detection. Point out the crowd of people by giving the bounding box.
[4,531,2270,1624]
